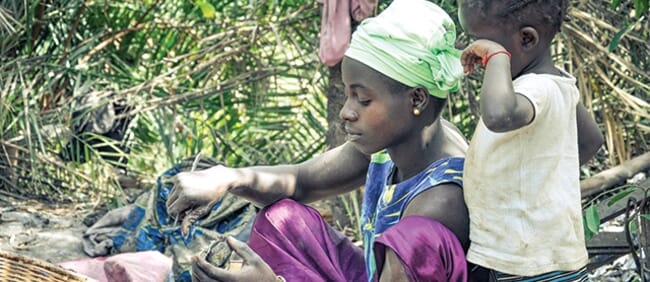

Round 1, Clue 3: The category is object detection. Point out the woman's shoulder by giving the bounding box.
[422,157,464,184]
[389,157,463,213]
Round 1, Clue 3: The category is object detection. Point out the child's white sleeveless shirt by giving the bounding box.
[464,70,589,276]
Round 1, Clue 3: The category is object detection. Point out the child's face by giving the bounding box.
[339,57,415,155]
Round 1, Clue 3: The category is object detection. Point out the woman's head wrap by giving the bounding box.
[344,0,462,98]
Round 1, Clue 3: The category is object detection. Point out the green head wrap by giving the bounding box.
[344,0,462,98]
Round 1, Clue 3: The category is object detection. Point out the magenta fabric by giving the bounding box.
[248,199,468,282]
[58,251,173,282]
[319,0,351,66]
[318,0,377,66]
[373,216,468,282]
[248,198,367,282]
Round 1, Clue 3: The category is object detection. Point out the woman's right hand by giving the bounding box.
[166,165,240,223]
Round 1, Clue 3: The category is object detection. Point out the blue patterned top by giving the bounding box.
[360,151,464,281]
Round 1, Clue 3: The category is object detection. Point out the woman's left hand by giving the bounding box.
[191,237,279,282]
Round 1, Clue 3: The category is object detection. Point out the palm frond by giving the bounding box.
[1,0,326,202]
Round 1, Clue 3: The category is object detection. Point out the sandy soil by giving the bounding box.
[0,199,103,264]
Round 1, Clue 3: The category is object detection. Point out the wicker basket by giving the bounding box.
[0,250,94,282]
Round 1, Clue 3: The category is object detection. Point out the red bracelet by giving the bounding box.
[482,50,512,67]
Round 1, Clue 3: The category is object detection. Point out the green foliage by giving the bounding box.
[583,183,649,243]
[585,182,650,278]
[584,204,601,240]
[611,0,650,17]
[0,0,327,203]
[338,191,362,239]
[607,186,637,206]
[195,0,217,19]
[608,20,632,52]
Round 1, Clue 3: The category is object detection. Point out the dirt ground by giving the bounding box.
[0,185,645,281]
[0,189,333,265]
[0,198,98,264]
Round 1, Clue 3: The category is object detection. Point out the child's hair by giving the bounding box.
[461,0,569,36]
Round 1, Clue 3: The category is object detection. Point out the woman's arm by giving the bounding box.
[231,141,370,206]
[167,142,370,216]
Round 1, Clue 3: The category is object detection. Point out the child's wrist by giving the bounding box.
[482,49,511,66]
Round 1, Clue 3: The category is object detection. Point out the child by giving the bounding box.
[168,0,475,281]
[458,0,604,280]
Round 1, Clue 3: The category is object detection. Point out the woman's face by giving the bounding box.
[340,57,415,155]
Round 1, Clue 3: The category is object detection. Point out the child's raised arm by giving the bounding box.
[461,39,535,132]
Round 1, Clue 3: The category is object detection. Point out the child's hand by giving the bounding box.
[461,39,507,74]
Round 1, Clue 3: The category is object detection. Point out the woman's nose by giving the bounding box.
[339,100,358,121]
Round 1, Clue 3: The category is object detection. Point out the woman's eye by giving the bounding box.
[358,99,370,106]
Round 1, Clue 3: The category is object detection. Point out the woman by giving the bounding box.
[167,0,471,280]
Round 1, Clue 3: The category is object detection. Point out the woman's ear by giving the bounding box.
[520,27,539,50]
[409,87,429,112]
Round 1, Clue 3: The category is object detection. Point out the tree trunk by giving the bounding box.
[325,62,346,147]
[323,62,362,235]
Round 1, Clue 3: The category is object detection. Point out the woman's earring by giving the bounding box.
[413,108,421,116]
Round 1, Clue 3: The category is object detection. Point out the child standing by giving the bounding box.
[458,0,604,280]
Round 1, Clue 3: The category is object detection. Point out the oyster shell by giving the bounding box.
[201,237,233,268]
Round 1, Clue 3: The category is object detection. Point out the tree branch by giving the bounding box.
[581,152,650,198]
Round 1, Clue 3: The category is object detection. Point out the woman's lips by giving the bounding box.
[345,125,362,141]
[346,133,361,141]
[345,127,362,141]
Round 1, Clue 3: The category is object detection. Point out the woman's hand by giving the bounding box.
[191,237,279,282]
[166,165,241,223]
[460,39,507,74]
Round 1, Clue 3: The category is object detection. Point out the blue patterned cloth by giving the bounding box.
[360,151,464,280]
[109,158,256,281]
